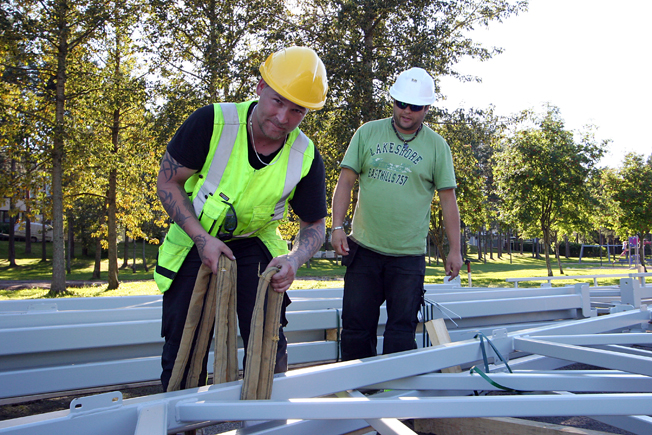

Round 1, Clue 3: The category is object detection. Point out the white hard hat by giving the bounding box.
[389,67,436,106]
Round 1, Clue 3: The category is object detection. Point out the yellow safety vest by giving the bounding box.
[154,101,315,292]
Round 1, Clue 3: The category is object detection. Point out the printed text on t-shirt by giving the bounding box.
[369,142,423,165]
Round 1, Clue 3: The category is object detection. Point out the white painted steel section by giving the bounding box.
[174,393,652,421]
[339,390,417,435]
[506,272,652,288]
[528,333,652,346]
[0,283,603,399]
[0,308,650,434]
[134,402,167,435]
[514,337,652,376]
[368,371,652,392]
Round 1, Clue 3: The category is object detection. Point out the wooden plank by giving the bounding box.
[414,417,615,435]
[424,319,462,373]
[326,328,340,342]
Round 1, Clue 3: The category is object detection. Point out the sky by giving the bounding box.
[437,0,651,168]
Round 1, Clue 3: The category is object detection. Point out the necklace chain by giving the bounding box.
[249,105,285,167]
[391,118,422,145]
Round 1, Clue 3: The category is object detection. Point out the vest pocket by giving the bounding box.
[199,195,229,236]
[240,204,275,235]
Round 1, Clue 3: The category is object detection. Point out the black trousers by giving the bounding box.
[341,239,425,361]
[160,238,289,391]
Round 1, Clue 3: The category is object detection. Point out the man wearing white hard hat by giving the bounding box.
[331,67,462,361]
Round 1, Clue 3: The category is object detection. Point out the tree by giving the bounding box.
[601,153,652,271]
[493,106,605,276]
[289,0,527,253]
[0,11,52,264]
[69,0,162,289]
[294,0,527,198]
[144,0,289,147]
[429,108,502,261]
[6,0,109,293]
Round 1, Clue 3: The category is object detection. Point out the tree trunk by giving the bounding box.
[107,167,120,289]
[66,211,72,274]
[483,227,487,263]
[489,228,494,260]
[132,237,136,272]
[477,231,482,261]
[429,229,447,268]
[638,233,647,272]
[564,235,570,258]
[93,202,106,279]
[508,229,513,264]
[542,229,553,277]
[7,197,17,267]
[461,227,467,260]
[122,229,129,268]
[40,217,47,262]
[25,213,32,254]
[142,239,149,272]
[50,5,69,294]
[554,233,564,274]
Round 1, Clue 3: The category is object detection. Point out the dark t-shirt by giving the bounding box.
[167,103,327,222]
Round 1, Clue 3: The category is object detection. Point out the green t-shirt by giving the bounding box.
[341,118,457,255]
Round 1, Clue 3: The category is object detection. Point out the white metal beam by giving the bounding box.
[367,371,652,393]
[514,337,652,376]
[174,393,652,421]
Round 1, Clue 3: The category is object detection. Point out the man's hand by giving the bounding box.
[445,251,463,281]
[331,229,349,256]
[268,255,298,293]
[195,235,235,275]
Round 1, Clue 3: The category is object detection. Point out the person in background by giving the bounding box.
[331,67,462,361]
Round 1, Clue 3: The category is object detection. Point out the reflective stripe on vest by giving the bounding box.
[192,103,240,216]
[192,102,310,222]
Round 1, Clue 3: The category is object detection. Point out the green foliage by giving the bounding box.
[601,153,652,237]
[294,0,528,203]
[144,0,289,148]
[493,105,605,275]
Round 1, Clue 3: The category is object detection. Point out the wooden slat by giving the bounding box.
[425,319,462,373]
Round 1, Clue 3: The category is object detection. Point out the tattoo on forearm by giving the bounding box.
[290,220,326,266]
[157,185,195,228]
[159,152,182,182]
[194,234,208,261]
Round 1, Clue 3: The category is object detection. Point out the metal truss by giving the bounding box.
[0,306,650,435]
[1,282,604,400]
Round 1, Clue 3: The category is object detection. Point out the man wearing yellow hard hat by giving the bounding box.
[155,47,328,391]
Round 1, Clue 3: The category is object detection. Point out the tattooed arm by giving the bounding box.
[268,217,326,292]
[157,151,235,274]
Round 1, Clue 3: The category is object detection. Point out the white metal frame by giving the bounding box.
[0,306,650,435]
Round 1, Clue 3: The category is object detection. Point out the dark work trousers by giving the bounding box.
[160,239,290,391]
[340,238,425,361]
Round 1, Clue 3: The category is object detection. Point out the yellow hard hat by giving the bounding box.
[259,46,328,110]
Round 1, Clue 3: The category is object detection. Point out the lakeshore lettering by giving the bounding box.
[369,142,423,165]
[367,142,424,185]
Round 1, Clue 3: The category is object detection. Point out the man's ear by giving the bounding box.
[256,79,267,96]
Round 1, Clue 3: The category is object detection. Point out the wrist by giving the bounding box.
[332,226,344,231]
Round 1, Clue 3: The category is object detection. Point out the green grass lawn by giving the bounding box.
[0,239,645,300]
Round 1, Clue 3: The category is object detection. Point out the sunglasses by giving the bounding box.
[395,100,425,112]
[218,200,238,241]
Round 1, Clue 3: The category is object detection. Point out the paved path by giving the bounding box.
[0,280,106,290]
